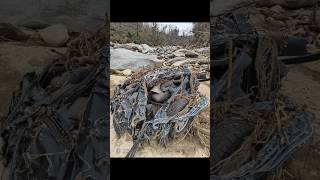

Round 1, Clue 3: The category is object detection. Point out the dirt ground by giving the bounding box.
[281,61,320,179]
[110,74,210,157]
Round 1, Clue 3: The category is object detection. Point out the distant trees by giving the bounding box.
[192,23,210,46]
[110,22,208,47]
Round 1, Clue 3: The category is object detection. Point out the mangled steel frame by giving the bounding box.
[211,6,315,180]
[111,65,209,157]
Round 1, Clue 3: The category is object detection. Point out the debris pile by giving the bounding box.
[111,65,209,157]
[0,27,109,179]
[211,4,316,179]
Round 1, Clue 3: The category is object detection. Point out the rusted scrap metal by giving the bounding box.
[111,65,209,157]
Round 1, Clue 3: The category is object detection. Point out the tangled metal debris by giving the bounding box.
[111,65,209,157]
[211,6,314,180]
[0,30,109,179]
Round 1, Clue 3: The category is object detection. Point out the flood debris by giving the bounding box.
[111,65,209,157]
[211,5,316,179]
[0,28,109,179]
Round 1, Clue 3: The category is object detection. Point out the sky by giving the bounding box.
[146,23,194,36]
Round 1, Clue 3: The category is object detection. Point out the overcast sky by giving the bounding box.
[146,23,194,36]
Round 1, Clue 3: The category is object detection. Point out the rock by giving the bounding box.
[270,5,285,14]
[157,55,165,59]
[184,50,199,58]
[167,57,186,65]
[173,50,185,57]
[172,60,188,67]
[39,24,69,47]
[0,23,29,41]
[150,84,163,94]
[195,47,210,56]
[174,49,199,58]
[257,0,287,8]
[292,27,306,36]
[141,44,153,53]
[167,54,176,59]
[189,59,209,65]
[117,43,143,53]
[249,13,265,27]
[185,51,199,58]
[266,17,286,28]
[122,69,132,76]
[110,48,160,71]
[21,21,50,30]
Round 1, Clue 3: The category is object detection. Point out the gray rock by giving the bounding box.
[122,69,132,76]
[174,49,199,58]
[270,5,285,14]
[141,44,153,53]
[173,51,185,57]
[0,23,29,41]
[184,50,199,58]
[195,47,210,56]
[39,24,69,47]
[167,54,176,59]
[172,60,188,67]
[167,57,186,65]
[111,48,160,71]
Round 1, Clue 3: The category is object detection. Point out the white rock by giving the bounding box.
[173,50,186,57]
[122,69,132,76]
[39,24,69,47]
[174,49,199,58]
[270,5,285,14]
[167,57,186,65]
[172,60,188,67]
[141,44,153,53]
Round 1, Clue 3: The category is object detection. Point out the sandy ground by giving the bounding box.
[110,74,210,157]
[281,61,320,179]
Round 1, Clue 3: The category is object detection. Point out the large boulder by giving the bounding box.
[110,48,161,71]
[39,24,69,47]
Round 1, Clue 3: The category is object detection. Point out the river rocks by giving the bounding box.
[122,69,132,76]
[185,50,199,58]
[270,5,285,14]
[110,48,160,71]
[173,49,199,58]
[248,1,320,48]
[195,47,210,56]
[172,60,188,67]
[39,24,69,47]
[0,23,29,41]
[141,44,153,53]
[110,42,209,75]
[112,43,155,53]
[167,57,186,65]
[173,51,185,57]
